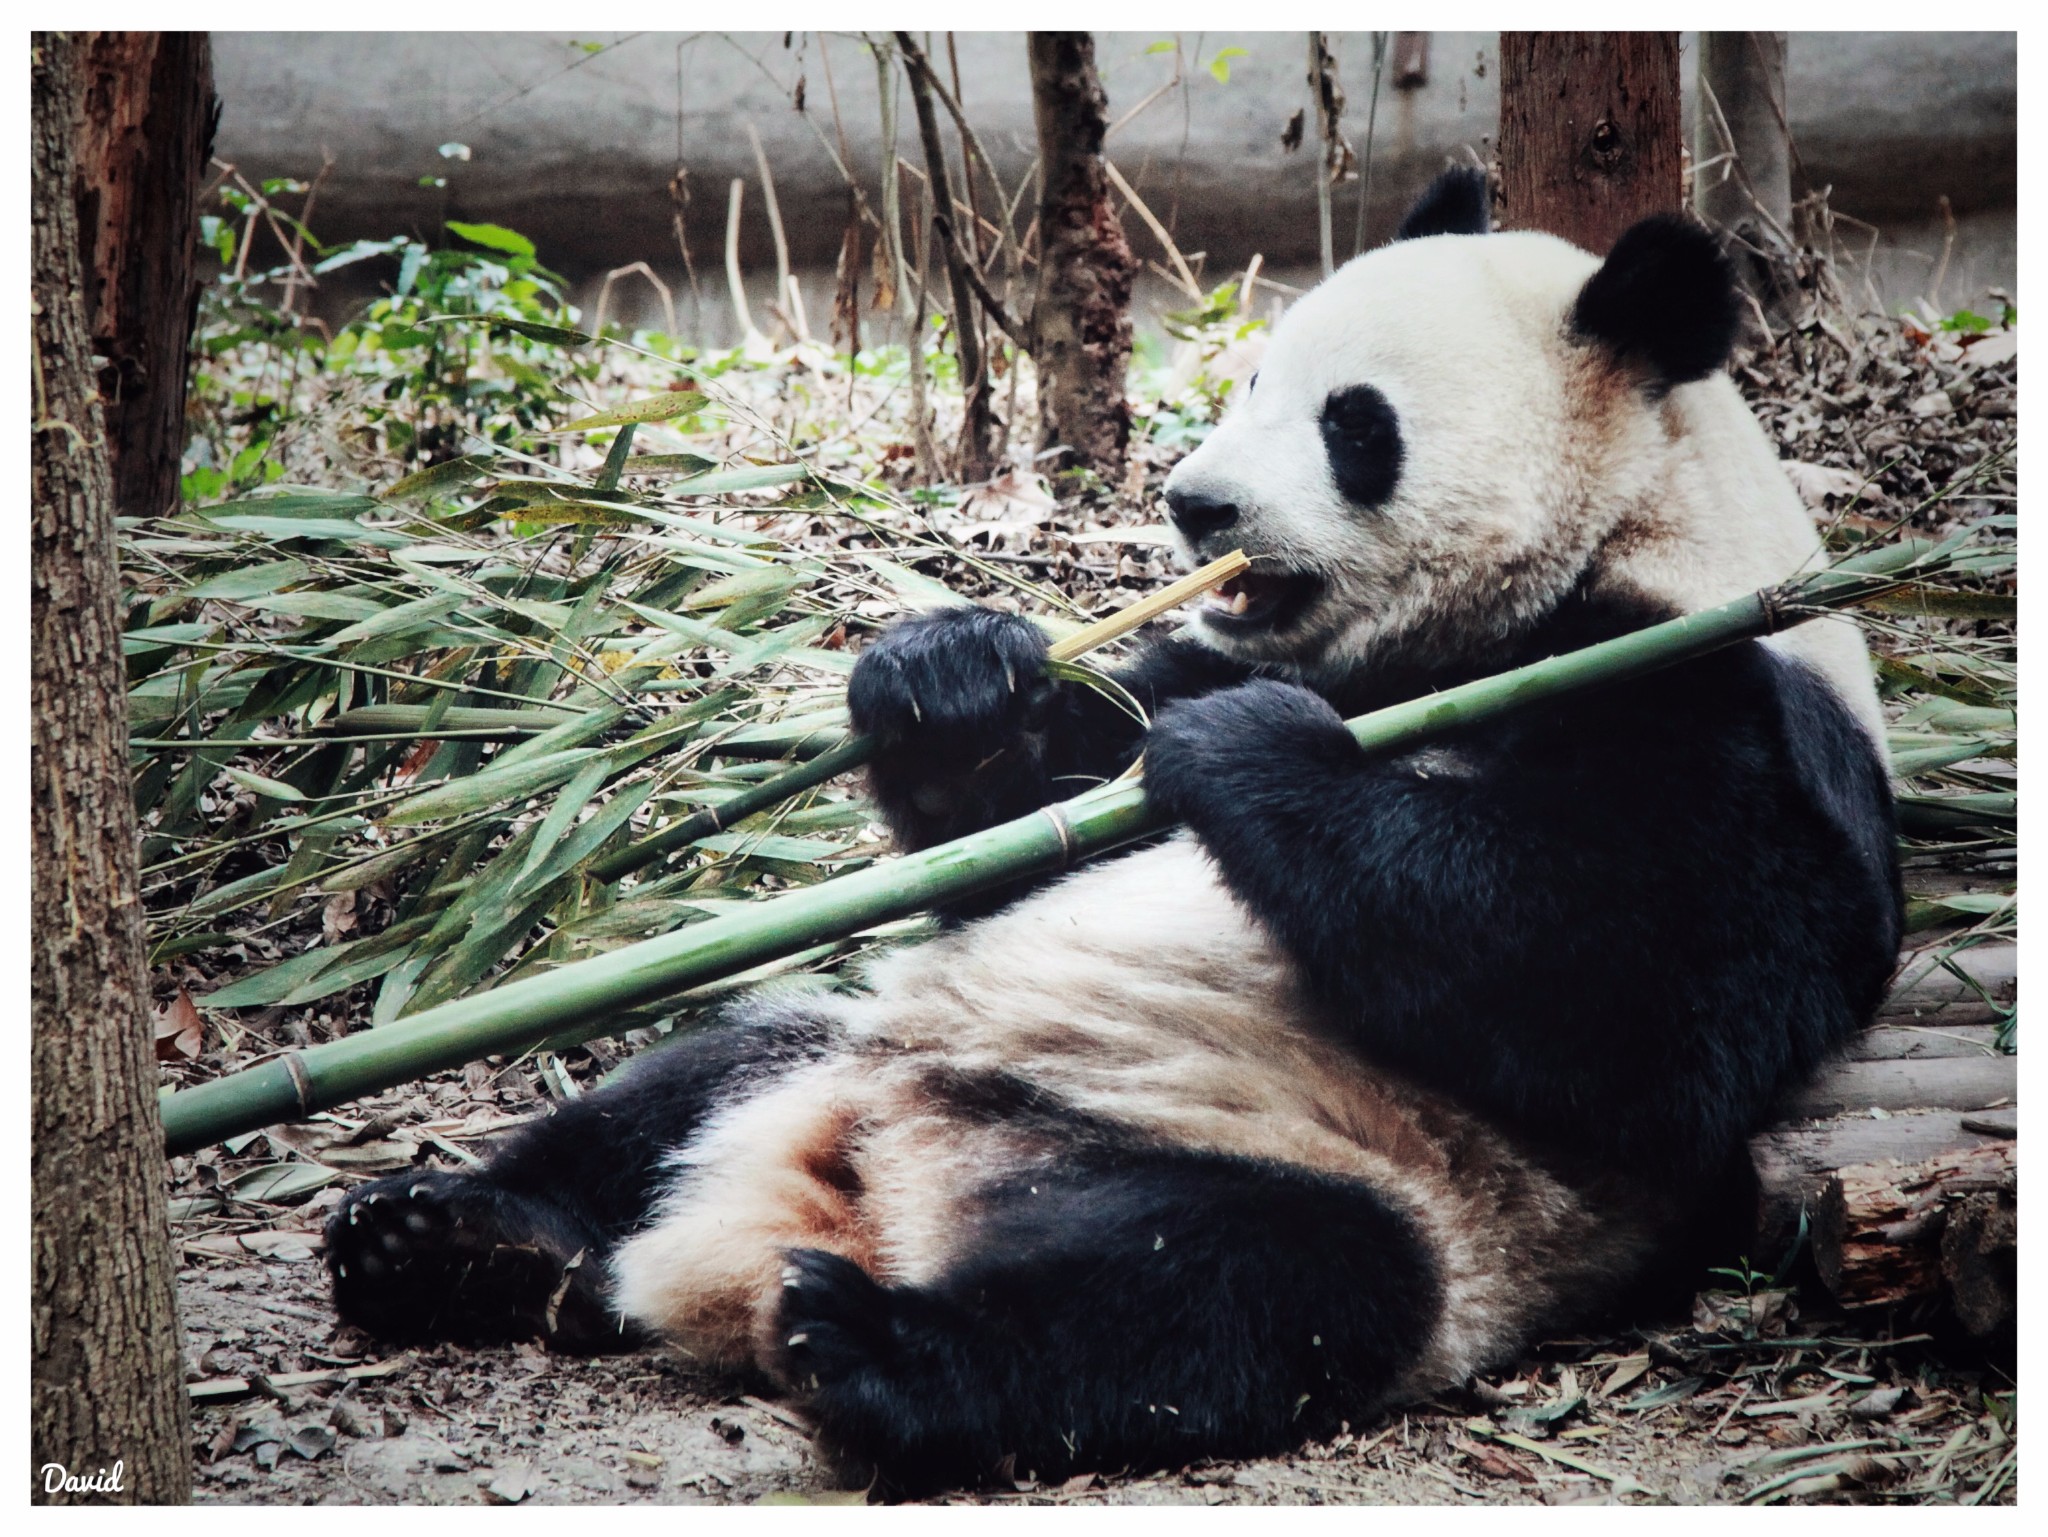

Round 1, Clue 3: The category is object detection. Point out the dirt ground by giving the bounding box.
[175,1094,2016,1510]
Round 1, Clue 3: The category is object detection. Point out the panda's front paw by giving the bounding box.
[1144,680,1356,832]
[847,605,1052,755]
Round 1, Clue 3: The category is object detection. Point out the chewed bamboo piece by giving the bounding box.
[159,540,1944,1155]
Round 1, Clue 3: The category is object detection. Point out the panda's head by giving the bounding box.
[1163,169,1751,677]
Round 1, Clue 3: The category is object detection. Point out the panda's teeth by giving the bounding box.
[1229,590,1250,616]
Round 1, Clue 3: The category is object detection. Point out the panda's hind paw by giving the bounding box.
[772,1248,910,1389]
[325,1171,599,1348]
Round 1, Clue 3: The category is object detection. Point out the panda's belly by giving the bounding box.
[841,835,1426,1173]
[611,837,1656,1385]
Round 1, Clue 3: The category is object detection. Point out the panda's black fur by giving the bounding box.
[326,174,1902,1492]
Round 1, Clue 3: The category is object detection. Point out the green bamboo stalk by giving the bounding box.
[158,545,1942,1155]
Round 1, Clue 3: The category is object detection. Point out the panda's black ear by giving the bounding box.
[1394,168,1491,240]
[1571,216,1740,388]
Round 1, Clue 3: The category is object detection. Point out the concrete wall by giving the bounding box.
[214,30,2015,335]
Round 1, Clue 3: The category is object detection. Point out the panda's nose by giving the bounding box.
[1164,486,1239,541]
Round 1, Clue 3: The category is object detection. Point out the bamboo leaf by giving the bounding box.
[383,748,603,825]
[202,944,353,1008]
[379,455,492,502]
[202,514,413,548]
[223,767,307,802]
[182,559,311,601]
[322,592,470,646]
[517,757,613,885]
[666,462,809,494]
[550,389,709,433]
[222,1163,340,1202]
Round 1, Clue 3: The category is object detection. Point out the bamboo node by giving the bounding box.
[1038,803,1077,868]
[280,1051,314,1115]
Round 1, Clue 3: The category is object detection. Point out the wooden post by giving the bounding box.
[1497,32,1681,253]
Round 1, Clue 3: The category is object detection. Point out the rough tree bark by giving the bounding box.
[1027,31,1135,477]
[1693,32,1791,237]
[1497,32,1681,254]
[32,31,194,1505]
[77,31,217,521]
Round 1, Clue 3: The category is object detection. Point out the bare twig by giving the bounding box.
[590,261,677,341]
[1103,159,1202,299]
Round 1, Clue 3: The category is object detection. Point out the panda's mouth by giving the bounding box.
[1199,567,1324,632]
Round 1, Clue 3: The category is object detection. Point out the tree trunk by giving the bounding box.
[1693,32,1791,237]
[1496,32,1681,254]
[76,31,217,522]
[1028,31,1135,478]
[31,32,193,1505]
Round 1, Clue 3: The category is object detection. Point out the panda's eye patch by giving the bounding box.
[1319,384,1403,509]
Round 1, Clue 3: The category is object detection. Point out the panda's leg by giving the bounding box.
[325,993,833,1352]
[770,1146,1442,1490]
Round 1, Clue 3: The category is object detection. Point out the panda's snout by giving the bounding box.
[1164,485,1240,543]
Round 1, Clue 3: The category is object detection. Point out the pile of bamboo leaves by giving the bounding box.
[131,353,1104,1054]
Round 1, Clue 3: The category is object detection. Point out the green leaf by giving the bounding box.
[446,220,536,259]
[384,747,603,826]
[181,559,311,601]
[224,767,307,802]
[204,491,384,520]
[202,944,353,1008]
[322,592,469,646]
[123,622,217,654]
[1209,46,1247,83]
[1146,39,1176,54]
[380,455,492,502]
[201,514,412,548]
[858,555,963,611]
[464,315,594,346]
[666,462,809,495]
[238,590,389,623]
[549,389,710,433]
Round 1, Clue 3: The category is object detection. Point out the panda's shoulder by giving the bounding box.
[1504,589,1875,779]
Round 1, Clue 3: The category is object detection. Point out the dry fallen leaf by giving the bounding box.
[155,988,206,1060]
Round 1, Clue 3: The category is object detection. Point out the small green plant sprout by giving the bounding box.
[1706,1258,1770,1297]
[1207,46,1249,83]
[1937,309,1997,337]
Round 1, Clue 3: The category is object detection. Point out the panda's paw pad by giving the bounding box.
[774,1249,920,1390]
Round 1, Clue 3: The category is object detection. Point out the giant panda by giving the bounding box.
[324,169,1901,1491]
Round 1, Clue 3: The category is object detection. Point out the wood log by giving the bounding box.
[1808,1142,2016,1322]
[1751,1106,2014,1263]
[1880,943,2017,1027]
[1749,937,2016,1261]
[1941,1185,2018,1339]
[1780,1054,2015,1119]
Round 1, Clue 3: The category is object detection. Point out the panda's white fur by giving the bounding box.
[327,187,1901,1490]
[1169,230,1881,741]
